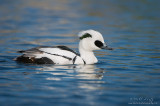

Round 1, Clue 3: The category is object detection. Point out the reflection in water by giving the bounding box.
[37,64,104,80]
[75,65,104,80]
[36,64,105,90]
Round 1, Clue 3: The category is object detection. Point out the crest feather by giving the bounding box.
[78,29,97,40]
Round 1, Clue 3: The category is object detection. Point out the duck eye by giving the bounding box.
[95,40,103,48]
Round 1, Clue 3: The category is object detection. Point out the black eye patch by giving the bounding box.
[79,33,92,40]
[95,40,103,48]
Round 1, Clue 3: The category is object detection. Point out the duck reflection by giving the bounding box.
[75,65,104,80]
[37,64,104,80]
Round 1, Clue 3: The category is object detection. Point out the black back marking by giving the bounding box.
[82,59,86,64]
[72,56,77,64]
[15,56,33,63]
[43,51,72,60]
[56,46,79,56]
[95,40,103,48]
[35,57,54,64]
[80,33,92,40]
[15,56,54,64]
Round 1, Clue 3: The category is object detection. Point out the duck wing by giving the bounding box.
[15,46,79,64]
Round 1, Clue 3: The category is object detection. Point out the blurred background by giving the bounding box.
[0,0,160,105]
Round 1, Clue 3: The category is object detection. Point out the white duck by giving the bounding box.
[15,29,113,64]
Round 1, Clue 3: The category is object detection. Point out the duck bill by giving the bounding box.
[101,45,113,50]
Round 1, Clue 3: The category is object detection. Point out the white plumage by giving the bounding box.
[15,29,113,64]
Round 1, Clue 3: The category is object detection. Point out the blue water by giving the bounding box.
[0,0,160,106]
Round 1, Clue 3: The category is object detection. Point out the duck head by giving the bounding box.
[78,29,113,51]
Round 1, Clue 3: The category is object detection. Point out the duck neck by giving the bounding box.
[79,46,98,64]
